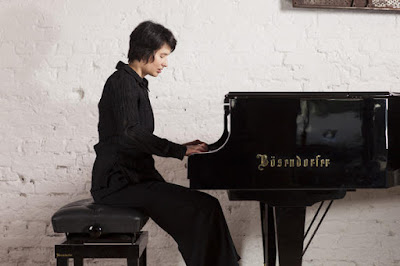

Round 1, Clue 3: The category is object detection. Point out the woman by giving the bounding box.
[90,21,240,266]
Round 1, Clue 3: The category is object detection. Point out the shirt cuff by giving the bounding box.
[169,142,187,160]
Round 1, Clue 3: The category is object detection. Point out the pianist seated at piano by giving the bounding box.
[90,21,241,266]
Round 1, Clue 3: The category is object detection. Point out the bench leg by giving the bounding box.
[57,258,68,266]
[74,257,84,266]
[140,248,147,266]
[127,258,139,266]
[128,246,147,266]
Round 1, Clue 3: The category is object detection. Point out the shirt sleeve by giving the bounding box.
[109,76,187,160]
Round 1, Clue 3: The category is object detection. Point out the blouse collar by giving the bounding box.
[116,61,149,90]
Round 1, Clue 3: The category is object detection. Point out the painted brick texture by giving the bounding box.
[1,0,400,265]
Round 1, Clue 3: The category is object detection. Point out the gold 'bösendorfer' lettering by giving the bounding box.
[256,154,331,171]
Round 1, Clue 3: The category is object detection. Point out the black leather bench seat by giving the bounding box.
[52,198,149,234]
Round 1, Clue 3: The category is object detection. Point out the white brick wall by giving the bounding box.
[1,0,400,265]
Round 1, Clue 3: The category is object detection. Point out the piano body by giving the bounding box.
[187,92,400,266]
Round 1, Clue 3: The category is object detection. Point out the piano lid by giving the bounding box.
[225,91,392,99]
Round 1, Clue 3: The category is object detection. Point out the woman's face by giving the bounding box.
[143,43,171,77]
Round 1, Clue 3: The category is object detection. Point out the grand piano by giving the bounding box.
[187,92,400,266]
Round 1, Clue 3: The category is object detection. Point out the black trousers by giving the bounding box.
[93,181,240,266]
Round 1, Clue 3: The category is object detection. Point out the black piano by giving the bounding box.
[187,92,400,266]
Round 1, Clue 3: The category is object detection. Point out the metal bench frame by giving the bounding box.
[55,231,148,266]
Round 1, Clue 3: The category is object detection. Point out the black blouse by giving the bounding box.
[91,61,187,200]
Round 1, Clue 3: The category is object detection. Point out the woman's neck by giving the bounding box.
[128,61,145,78]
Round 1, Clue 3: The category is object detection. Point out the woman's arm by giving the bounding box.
[110,77,187,160]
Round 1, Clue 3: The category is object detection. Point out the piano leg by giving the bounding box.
[274,207,306,266]
[260,202,276,266]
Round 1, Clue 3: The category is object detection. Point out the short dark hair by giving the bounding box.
[128,21,177,63]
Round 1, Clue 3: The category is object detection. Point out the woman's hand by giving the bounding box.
[184,140,209,156]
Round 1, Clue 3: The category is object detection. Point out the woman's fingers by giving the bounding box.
[198,143,209,152]
[185,143,209,156]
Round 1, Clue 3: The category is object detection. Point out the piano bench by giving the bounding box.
[51,198,149,266]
